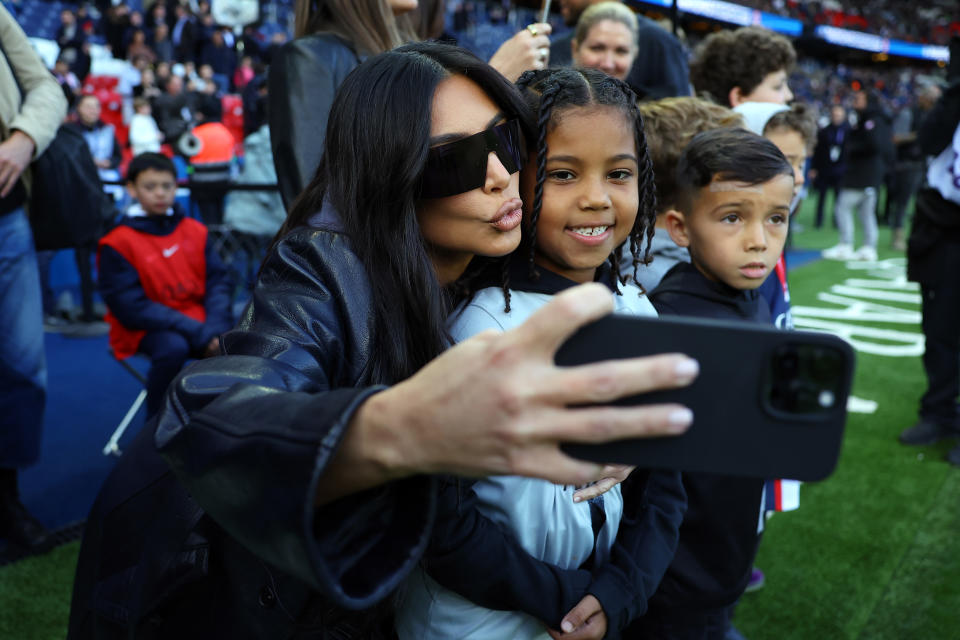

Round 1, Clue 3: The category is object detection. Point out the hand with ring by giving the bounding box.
[489,21,553,81]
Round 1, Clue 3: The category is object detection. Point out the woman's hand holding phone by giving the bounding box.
[319,284,698,504]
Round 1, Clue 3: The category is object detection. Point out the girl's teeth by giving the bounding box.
[572,226,608,236]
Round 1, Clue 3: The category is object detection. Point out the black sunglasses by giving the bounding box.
[419,119,527,199]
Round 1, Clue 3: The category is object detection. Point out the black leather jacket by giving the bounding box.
[68,209,435,639]
[268,33,364,209]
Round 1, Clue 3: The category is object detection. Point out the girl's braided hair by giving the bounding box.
[496,67,657,312]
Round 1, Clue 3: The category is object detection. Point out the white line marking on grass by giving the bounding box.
[828,285,922,305]
[847,396,879,414]
[792,317,925,357]
[793,294,921,324]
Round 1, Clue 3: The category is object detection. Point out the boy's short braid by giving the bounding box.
[528,80,559,280]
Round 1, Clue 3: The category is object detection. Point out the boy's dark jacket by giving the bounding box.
[97,206,233,352]
[647,261,768,610]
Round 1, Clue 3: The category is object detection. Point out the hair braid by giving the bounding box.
[527,81,559,280]
[500,258,512,313]
[620,101,656,294]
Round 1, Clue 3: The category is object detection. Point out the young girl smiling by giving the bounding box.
[396,67,688,640]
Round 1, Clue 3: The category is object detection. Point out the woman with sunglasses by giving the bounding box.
[271,0,555,209]
[68,43,698,639]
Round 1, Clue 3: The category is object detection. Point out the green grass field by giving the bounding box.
[734,195,960,639]
[2,195,957,639]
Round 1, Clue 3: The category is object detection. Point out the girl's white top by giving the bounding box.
[395,282,657,640]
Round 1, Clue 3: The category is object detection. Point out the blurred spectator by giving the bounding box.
[56,8,84,67]
[172,4,198,63]
[52,56,81,108]
[153,74,195,144]
[823,89,892,262]
[199,29,237,94]
[199,62,224,96]
[132,66,162,102]
[570,2,638,83]
[155,60,172,89]
[152,23,175,65]
[121,11,145,54]
[888,83,942,250]
[129,97,163,156]
[191,74,222,123]
[232,55,254,92]
[71,93,122,182]
[146,2,167,37]
[810,104,850,229]
[104,5,132,59]
[189,121,236,225]
[127,29,157,65]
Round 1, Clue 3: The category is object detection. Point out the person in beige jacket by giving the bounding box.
[0,5,68,553]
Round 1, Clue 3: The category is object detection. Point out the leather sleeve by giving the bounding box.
[154,228,435,609]
[268,35,359,209]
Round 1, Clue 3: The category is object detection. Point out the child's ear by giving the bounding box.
[664,209,691,247]
[125,182,137,200]
[728,86,744,107]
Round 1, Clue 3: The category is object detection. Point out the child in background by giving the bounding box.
[735,101,818,329]
[395,67,688,640]
[619,96,745,291]
[631,128,795,639]
[689,26,795,109]
[98,152,233,419]
[128,97,163,156]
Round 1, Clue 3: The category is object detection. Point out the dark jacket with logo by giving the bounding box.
[68,209,436,639]
[645,262,768,612]
[811,121,849,186]
[841,98,893,190]
[268,32,363,208]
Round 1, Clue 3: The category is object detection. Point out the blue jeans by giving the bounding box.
[0,207,46,468]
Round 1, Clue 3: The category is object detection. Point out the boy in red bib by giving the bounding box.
[98,153,233,418]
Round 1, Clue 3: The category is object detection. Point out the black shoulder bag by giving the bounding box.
[0,39,114,250]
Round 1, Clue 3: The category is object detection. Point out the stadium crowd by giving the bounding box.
[1,1,957,639]
[738,0,960,45]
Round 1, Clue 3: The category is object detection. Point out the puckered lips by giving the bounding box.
[491,198,523,232]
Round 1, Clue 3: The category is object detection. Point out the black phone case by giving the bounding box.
[555,314,856,482]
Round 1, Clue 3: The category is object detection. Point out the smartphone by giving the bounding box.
[555,314,856,482]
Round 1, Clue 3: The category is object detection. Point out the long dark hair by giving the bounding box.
[495,67,657,311]
[277,43,532,384]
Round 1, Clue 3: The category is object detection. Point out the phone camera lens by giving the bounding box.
[818,390,835,408]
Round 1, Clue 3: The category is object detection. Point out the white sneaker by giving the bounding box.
[822,244,854,260]
[853,246,878,262]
